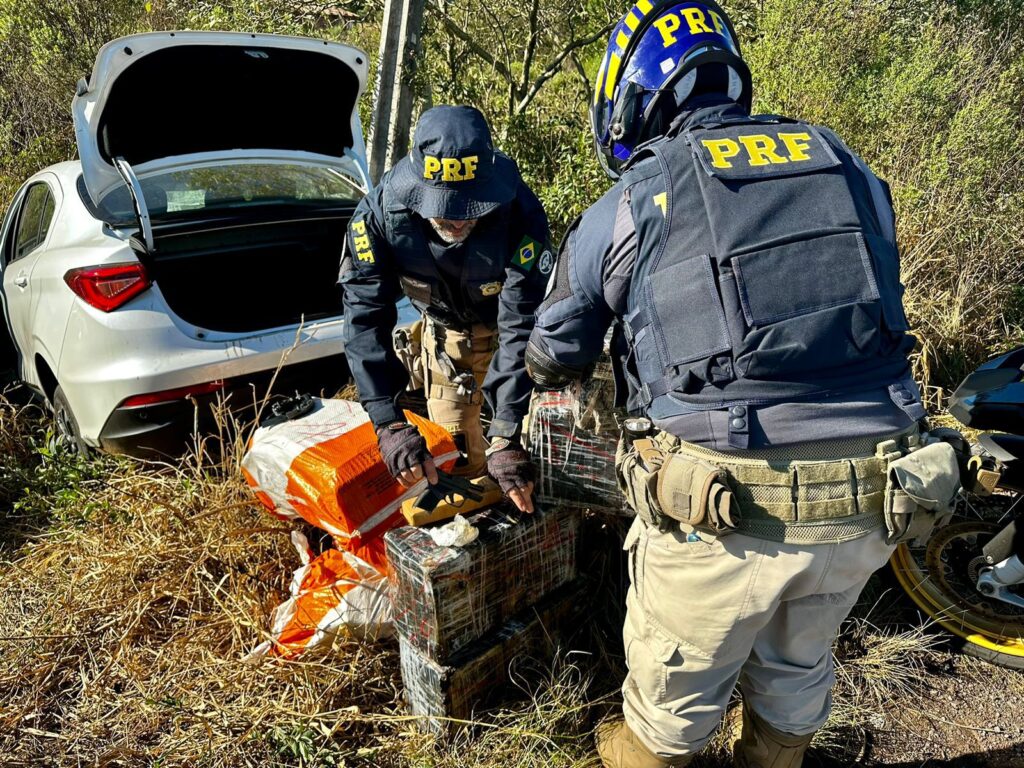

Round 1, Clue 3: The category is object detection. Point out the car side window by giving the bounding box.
[12,183,55,262]
[0,196,20,269]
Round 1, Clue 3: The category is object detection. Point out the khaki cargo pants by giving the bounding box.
[420,317,497,478]
[614,430,916,762]
[621,519,895,760]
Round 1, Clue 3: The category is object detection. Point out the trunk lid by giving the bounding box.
[73,31,369,212]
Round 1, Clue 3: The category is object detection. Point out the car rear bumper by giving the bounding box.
[97,353,351,458]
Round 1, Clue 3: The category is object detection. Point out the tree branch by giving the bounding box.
[424,0,515,85]
[514,20,615,115]
[518,0,541,99]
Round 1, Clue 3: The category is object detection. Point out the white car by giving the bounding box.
[0,31,413,456]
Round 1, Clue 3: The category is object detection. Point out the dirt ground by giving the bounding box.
[863,655,1024,768]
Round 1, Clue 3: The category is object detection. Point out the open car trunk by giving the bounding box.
[148,207,350,333]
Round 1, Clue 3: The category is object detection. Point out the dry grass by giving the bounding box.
[0,392,972,768]
[0,396,612,767]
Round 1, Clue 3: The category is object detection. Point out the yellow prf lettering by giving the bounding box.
[423,156,441,179]
[441,158,463,181]
[738,134,788,166]
[702,138,741,168]
[778,132,813,162]
[653,192,667,216]
[681,7,712,34]
[351,219,366,236]
[652,13,681,46]
[709,9,726,35]
[424,154,479,181]
[354,234,371,252]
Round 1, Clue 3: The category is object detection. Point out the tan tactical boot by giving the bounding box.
[596,719,693,768]
[733,708,814,768]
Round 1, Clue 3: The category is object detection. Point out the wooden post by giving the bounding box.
[368,0,427,184]
[387,0,427,172]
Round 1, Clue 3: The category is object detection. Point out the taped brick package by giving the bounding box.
[385,505,579,660]
[526,359,629,516]
[398,580,587,734]
[241,397,459,657]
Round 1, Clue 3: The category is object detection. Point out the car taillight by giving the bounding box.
[64,263,150,312]
[119,380,226,408]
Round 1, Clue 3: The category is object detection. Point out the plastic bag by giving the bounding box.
[246,532,392,659]
[242,397,459,568]
[241,398,460,654]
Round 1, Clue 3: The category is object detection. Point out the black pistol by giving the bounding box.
[413,470,484,512]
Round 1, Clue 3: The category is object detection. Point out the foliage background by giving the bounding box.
[1,0,1022,391]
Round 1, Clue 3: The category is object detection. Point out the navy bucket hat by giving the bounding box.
[389,105,518,220]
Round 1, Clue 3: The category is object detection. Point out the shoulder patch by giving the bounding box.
[513,235,540,271]
[538,249,554,275]
[350,218,375,264]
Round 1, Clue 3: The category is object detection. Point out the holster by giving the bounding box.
[393,319,424,392]
[616,436,738,536]
[616,437,666,530]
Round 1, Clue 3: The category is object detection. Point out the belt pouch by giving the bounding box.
[884,441,961,545]
[656,453,737,533]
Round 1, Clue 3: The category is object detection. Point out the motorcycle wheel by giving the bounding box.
[891,517,1024,669]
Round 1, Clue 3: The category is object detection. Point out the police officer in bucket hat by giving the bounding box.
[525,1,961,766]
[341,105,552,513]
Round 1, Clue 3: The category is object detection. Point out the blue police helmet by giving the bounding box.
[591,0,752,178]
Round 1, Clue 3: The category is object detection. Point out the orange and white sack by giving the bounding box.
[241,397,459,568]
[247,532,392,659]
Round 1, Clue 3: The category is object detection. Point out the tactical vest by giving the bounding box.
[382,187,513,328]
[620,112,915,445]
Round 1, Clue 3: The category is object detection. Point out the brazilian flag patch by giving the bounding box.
[514,235,539,272]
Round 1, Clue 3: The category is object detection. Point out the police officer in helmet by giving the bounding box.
[342,106,551,513]
[527,2,959,766]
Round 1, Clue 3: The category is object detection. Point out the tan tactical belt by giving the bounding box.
[628,426,927,545]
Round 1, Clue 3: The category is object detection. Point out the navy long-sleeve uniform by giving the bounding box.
[340,167,551,439]
[528,103,924,450]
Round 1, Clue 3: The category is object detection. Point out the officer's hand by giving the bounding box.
[399,458,439,488]
[507,482,535,515]
[376,422,438,487]
[486,438,536,514]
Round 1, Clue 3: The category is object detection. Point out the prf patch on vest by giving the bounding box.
[423,154,479,182]
[691,124,841,181]
[514,235,539,271]
[350,219,375,264]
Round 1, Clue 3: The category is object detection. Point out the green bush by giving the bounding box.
[747,0,1024,393]
[1,0,1021,392]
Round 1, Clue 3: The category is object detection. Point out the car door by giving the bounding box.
[0,193,21,378]
[2,180,57,382]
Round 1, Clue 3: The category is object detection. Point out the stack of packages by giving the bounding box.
[526,356,630,516]
[384,505,583,733]
[241,397,460,658]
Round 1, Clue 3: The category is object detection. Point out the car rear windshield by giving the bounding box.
[97,162,362,222]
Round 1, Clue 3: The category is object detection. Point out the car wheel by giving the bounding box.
[52,386,91,457]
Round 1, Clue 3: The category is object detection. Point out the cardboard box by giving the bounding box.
[385,505,579,661]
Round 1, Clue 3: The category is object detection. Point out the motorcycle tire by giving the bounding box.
[890,518,1024,670]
